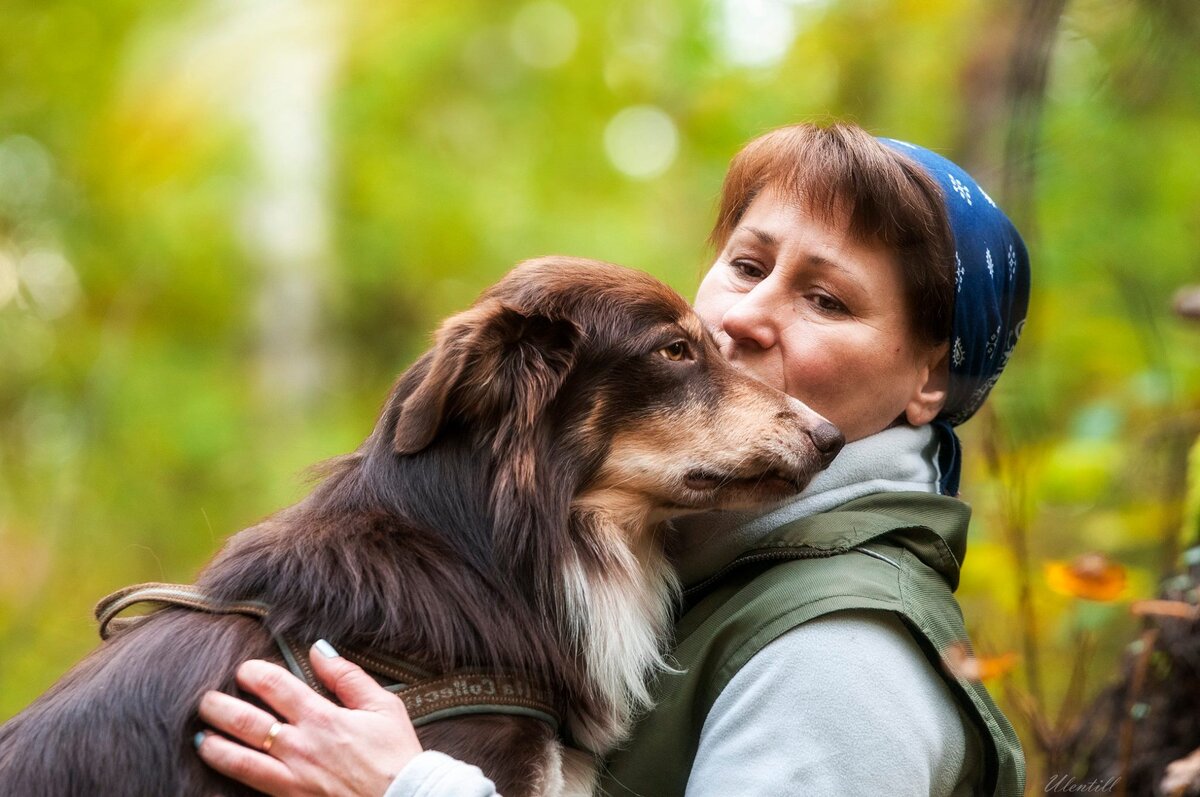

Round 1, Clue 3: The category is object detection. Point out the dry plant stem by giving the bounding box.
[1132,600,1200,621]
[983,406,1058,786]
[983,406,1044,706]
[1004,679,1055,764]
[1004,631,1094,780]
[1056,628,1099,768]
[1151,421,1194,579]
[996,0,1067,767]
[1060,633,1099,729]
[1010,506,1043,707]
[1002,0,1068,235]
[1116,627,1160,797]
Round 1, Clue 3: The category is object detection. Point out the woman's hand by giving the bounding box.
[195,640,423,797]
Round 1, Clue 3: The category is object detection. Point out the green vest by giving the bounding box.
[600,492,1025,797]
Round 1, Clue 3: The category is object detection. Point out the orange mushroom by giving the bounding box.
[1044,553,1127,602]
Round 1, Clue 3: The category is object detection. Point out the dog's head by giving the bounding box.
[387,256,842,529]
[375,257,843,738]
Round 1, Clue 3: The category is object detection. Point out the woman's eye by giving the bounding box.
[729,259,766,280]
[657,341,692,361]
[812,294,848,315]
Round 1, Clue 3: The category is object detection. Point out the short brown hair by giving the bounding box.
[710,123,955,347]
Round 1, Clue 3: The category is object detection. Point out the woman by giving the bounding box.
[194,123,1030,796]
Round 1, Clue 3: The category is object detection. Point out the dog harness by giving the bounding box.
[94,582,562,732]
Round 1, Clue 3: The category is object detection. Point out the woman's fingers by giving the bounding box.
[195,731,294,796]
[308,641,406,715]
[235,659,327,725]
[198,689,286,751]
[194,647,426,796]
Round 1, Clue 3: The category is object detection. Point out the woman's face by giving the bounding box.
[693,189,949,443]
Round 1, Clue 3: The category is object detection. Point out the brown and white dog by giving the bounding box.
[0,256,843,796]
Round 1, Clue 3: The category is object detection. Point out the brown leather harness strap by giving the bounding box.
[96,582,271,639]
[94,582,562,732]
[391,672,562,726]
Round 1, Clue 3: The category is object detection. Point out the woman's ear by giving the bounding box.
[904,341,950,427]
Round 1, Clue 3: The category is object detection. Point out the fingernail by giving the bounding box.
[314,639,339,658]
[193,731,207,750]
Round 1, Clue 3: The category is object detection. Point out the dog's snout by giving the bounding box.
[808,421,845,467]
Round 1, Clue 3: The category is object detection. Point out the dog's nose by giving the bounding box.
[808,422,845,468]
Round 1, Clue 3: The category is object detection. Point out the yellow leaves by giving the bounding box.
[956,539,1021,615]
[941,641,1019,683]
[1044,553,1127,602]
[1040,440,1121,504]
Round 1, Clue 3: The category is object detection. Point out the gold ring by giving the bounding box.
[261,721,283,754]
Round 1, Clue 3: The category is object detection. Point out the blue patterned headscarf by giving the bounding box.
[879,138,1031,495]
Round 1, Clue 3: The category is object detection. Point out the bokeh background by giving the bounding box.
[2,0,1199,788]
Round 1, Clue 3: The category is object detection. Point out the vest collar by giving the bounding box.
[678,492,971,602]
[671,425,944,588]
[756,491,971,590]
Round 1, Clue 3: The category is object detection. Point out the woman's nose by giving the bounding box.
[720,286,780,351]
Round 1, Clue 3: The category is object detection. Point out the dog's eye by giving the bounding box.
[658,341,692,362]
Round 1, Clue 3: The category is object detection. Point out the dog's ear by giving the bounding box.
[394,299,580,455]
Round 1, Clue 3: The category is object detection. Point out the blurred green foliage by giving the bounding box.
[2,0,1199,782]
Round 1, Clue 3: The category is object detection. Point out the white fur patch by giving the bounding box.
[533,740,565,796]
[559,747,600,797]
[561,524,680,752]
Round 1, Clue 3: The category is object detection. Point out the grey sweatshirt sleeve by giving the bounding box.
[684,610,982,797]
[383,750,500,797]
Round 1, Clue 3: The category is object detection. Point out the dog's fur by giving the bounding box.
[0,256,840,796]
